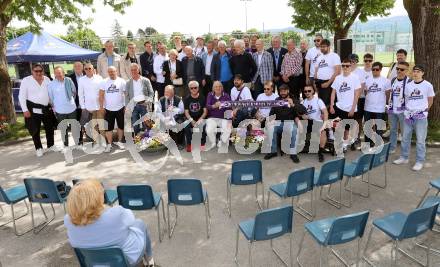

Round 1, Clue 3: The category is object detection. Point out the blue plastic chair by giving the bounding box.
[363,203,439,267]
[267,167,315,221]
[235,205,294,267]
[117,184,166,242]
[167,178,211,238]
[417,177,440,209]
[74,246,140,267]
[24,178,67,234]
[0,185,32,236]
[72,179,118,206]
[314,158,345,209]
[342,153,374,207]
[368,142,391,189]
[297,211,369,267]
[227,160,264,217]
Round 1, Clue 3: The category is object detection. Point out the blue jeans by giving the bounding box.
[400,118,428,163]
[389,112,405,151]
[131,103,148,135]
[132,219,153,260]
[270,122,298,154]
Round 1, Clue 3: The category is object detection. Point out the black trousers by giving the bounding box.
[364,111,386,146]
[252,76,264,100]
[203,75,213,98]
[156,82,166,99]
[315,79,331,107]
[286,75,302,100]
[25,101,55,150]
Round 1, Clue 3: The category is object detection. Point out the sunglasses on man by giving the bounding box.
[190,86,198,90]
[342,64,351,68]
[364,59,373,63]
[33,69,43,73]
[396,67,407,72]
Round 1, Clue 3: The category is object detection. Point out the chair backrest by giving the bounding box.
[326,211,370,246]
[400,202,439,239]
[316,158,345,186]
[73,179,113,205]
[74,247,130,267]
[167,178,204,206]
[24,178,63,204]
[285,167,315,197]
[371,143,391,168]
[253,205,293,241]
[0,186,11,204]
[117,185,156,210]
[351,154,374,177]
[230,160,263,185]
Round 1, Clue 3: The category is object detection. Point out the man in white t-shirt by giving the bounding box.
[78,63,104,144]
[348,54,366,149]
[394,64,435,171]
[230,74,254,127]
[305,33,323,87]
[256,80,278,125]
[301,85,328,162]
[388,61,411,154]
[99,66,127,153]
[314,39,341,107]
[363,62,391,147]
[330,59,361,148]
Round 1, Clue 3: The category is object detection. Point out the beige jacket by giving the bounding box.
[120,54,142,80]
[97,52,122,78]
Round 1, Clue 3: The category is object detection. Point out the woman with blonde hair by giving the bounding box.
[64,179,155,266]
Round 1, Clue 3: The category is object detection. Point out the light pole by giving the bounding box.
[240,0,252,33]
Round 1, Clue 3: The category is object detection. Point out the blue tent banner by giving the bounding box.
[7,31,101,63]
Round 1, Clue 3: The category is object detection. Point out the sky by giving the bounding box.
[11,0,407,37]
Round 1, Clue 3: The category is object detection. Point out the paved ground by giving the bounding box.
[1,134,440,267]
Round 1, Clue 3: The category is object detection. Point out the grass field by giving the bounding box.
[0,115,29,143]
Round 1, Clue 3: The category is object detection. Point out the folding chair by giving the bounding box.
[72,179,118,206]
[342,153,374,207]
[417,177,440,210]
[314,158,345,209]
[23,178,67,234]
[167,178,211,238]
[235,205,294,267]
[297,211,369,267]
[363,203,439,267]
[117,184,167,242]
[0,185,32,236]
[74,246,137,267]
[267,167,315,221]
[367,142,391,188]
[226,160,264,217]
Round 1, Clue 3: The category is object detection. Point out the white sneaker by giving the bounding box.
[48,145,61,152]
[104,144,112,153]
[393,157,409,165]
[412,162,423,171]
[217,140,222,148]
[115,142,125,150]
[36,148,44,157]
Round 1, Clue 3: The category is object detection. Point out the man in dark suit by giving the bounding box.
[139,40,156,88]
[267,36,288,91]
[68,61,85,144]
[181,46,205,92]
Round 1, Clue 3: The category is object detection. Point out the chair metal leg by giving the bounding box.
[330,246,350,266]
[322,181,343,209]
[296,231,306,267]
[397,241,431,267]
[30,202,56,234]
[319,245,323,267]
[9,201,33,236]
[362,164,388,189]
[0,200,29,228]
[167,204,178,238]
[362,227,375,266]
[356,238,361,267]
[0,205,4,216]
[156,206,162,242]
[226,178,232,217]
[345,173,370,200]
[270,238,290,266]
[293,191,315,221]
[205,195,211,239]
[266,190,271,208]
[416,187,432,208]
[248,242,253,267]
[255,183,264,211]
[234,227,240,266]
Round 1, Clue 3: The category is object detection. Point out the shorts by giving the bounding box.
[104,107,124,131]
[355,98,365,120]
[334,106,353,131]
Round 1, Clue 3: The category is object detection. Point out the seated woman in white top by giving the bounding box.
[255,80,278,127]
[64,179,155,267]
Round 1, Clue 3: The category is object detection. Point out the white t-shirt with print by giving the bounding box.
[315,52,341,80]
[100,77,126,111]
[364,76,391,113]
[302,96,326,121]
[305,46,321,78]
[256,92,279,118]
[390,77,411,114]
[331,73,361,112]
[404,80,435,117]
[230,86,253,101]
[353,67,366,98]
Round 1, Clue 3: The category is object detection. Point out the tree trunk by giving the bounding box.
[404,0,440,123]
[0,17,16,123]
[333,28,349,51]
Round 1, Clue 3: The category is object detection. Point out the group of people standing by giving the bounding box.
[18,34,435,170]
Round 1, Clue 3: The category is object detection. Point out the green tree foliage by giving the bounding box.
[288,0,394,42]
[203,33,214,43]
[126,30,134,40]
[0,0,132,123]
[6,26,32,41]
[145,26,158,36]
[137,28,146,38]
[231,30,244,39]
[112,19,124,39]
[61,26,102,51]
[280,31,301,46]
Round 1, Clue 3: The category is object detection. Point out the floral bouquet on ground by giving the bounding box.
[0,116,9,137]
[134,119,169,152]
[230,126,265,150]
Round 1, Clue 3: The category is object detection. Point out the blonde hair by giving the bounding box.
[67,179,105,226]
